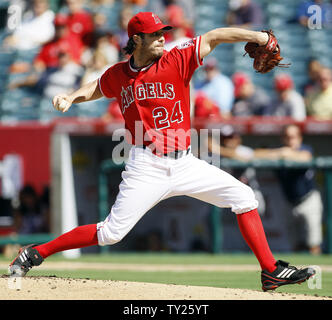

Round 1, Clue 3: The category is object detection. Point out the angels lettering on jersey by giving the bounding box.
[120,83,175,114]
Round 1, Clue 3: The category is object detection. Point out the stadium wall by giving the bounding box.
[0,122,52,195]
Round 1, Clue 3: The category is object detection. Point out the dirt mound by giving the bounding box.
[0,276,330,300]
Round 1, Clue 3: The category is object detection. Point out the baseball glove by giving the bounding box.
[244,30,290,73]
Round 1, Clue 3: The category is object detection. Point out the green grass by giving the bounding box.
[1,253,331,297]
[2,252,331,265]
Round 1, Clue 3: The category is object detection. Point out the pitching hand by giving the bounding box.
[52,94,73,113]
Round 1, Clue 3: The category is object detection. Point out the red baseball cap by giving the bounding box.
[127,12,172,38]
[54,14,68,27]
[274,74,293,91]
[232,72,250,98]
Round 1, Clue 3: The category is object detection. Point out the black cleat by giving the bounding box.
[9,244,44,277]
[261,260,316,291]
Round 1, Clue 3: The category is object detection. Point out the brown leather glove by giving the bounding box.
[244,30,290,73]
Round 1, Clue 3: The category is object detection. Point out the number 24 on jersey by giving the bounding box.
[152,101,183,130]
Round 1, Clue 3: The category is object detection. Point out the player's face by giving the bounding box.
[140,30,165,59]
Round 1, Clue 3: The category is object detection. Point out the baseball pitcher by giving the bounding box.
[10,12,313,291]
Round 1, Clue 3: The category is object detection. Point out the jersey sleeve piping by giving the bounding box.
[98,76,108,98]
[195,36,203,67]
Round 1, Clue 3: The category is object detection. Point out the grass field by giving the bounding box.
[1,252,331,298]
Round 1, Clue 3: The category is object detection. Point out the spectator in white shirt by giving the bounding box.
[4,0,55,51]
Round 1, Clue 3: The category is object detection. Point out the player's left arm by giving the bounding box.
[199,27,269,59]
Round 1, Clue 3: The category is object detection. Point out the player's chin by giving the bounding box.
[153,47,164,58]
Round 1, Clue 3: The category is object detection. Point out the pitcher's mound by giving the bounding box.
[0,276,330,300]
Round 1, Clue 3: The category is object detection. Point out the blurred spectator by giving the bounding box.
[164,26,190,50]
[231,72,271,116]
[13,185,49,234]
[194,91,221,120]
[90,0,115,11]
[3,0,55,51]
[63,0,95,47]
[296,0,329,28]
[265,73,306,121]
[92,11,109,32]
[116,6,134,57]
[175,0,195,23]
[164,0,195,40]
[122,0,148,6]
[88,0,117,31]
[254,124,323,255]
[102,99,124,121]
[165,1,184,28]
[144,0,195,40]
[208,124,254,161]
[81,50,109,85]
[39,51,84,99]
[9,51,84,100]
[146,0,195,23]
[305,67,332,119]
[302,58,323,96]
[226,0,264,30]
[207,125,266,214]
[33,14,83,72]
[81,30,119,68]
[195,57,234,119]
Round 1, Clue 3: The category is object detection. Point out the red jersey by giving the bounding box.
[67,11,94,46]
[35,33,83,67]
[99,36,203,154]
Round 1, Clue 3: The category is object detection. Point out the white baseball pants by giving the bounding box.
[97,146,259,246]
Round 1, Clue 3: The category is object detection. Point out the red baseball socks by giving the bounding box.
[35,224,98,259]
[236,209,276,273]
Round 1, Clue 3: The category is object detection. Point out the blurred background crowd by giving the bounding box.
[1,0,332,256]
[0,0,331,121]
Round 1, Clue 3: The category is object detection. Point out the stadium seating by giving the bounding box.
[0,0,331,121]
[1,89,40,121]
[0,48,16,119]
[194,0,329,95]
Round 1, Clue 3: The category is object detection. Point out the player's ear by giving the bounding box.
[132,34,142,46]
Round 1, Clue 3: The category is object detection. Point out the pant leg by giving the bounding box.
[97,148,171,246]
[171,154,258,214]
[293,190,323,248]
[170,154,276,272]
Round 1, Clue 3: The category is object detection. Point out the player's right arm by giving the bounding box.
[199,27,269,59]
[53,79,103,112]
